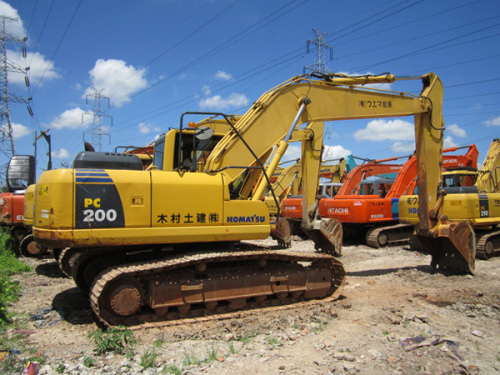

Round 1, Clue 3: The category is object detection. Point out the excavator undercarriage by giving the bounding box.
[90,247,344,328]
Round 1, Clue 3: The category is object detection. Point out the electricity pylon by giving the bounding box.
[303,28,333,74]
[83,87,112,152]
[0,15,31,184]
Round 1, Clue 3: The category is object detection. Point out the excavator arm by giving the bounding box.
[204,72,474,272]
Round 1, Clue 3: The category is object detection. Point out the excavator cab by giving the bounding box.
[6,155,35,191]
[153,114,238,172]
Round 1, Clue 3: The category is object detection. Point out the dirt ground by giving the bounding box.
[4,237,500,375]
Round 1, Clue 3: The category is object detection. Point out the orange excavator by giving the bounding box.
[0,156,35,248]
[281,157,403,232]
[316,145,479,247]
[265,158,346,216]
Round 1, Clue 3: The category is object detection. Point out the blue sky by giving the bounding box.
[2,0,499,177]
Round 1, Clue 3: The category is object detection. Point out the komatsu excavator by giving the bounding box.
[400,138,499,260]
[316,145,478,248]
[33,72,474,327]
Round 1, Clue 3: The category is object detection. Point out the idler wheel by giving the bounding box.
[378,232,388,247]
[108,280,143,317]
[484,240,494,259]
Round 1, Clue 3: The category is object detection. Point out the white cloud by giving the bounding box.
[8,50,60,86]
[443,135,458,149]
[354,119,414,141]
[199,92,249,110]
[85,59,148,107]
[215,71,232,81]
[0,122,30,140]
[12,123,30,138]
[446,124,466,137]
[280,144,351,164]
[138,122,160,134]
[483,116,500,126]
[0,4,57,89]
[323,145,351,160]
[48,107,93,130]
[2,122,30,139]
[139,122,150,134]
[201,85,211,96]
[282,144,301,161]
[391,141,415,153]
[0,1,25,37]
[51,148,69,159]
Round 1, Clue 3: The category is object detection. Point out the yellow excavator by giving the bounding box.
[400,138,500,260]
[32,72,474,327]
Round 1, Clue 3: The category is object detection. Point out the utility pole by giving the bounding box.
[303,28,334,74]
[83,87,112,152]
[35,128,52,174]
[0,16,31,184]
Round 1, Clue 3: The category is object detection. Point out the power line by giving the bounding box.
[351,20,500,72]
[31,0,83,94]
[120,0,308,102]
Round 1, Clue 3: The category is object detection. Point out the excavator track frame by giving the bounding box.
[365,223,414,248]
[476,229,500,259]
[90,248,345,328]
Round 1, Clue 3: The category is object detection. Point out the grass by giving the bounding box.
[154,335,166,348]
[312,321,328,333]
[88,326,136,355]
[0,229,31,325]
[237,330,257,345]
[205,345,219,363]
[0,229,36,375]
[55,363,66,374]
[163,364,182,374]
[267,337,280,346]
[83,356,96,367]
[182,353,201,366]
[140,349,159,369]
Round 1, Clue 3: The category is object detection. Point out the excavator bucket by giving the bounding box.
[270,217,292,248]
[320,219,343,256]
[302,218,343,256]
[416,220,475,274]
